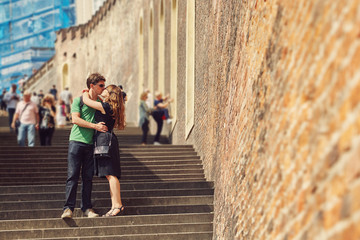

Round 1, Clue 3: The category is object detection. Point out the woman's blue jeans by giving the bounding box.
[63,141,94,212]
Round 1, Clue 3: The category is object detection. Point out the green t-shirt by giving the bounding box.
[69,97,99,144]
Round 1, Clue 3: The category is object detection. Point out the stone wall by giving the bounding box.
[26,0,360,239]
[173,0,360,239]
[25,57,56,94]
[53,0,143,124]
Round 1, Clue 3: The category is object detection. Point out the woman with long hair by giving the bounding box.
[38,94,56,145]
[82,84,126,217]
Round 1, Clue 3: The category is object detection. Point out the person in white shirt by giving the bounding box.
[3,84,20,132]
[31,92,40,105]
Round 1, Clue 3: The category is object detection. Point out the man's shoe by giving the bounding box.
[61,209,73,219]
[153,141,161,145]
[84,209,99,218]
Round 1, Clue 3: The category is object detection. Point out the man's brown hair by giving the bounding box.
[86,73,106,88]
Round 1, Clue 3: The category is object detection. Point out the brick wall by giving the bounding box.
[172,0,360,239]
[52,0,143,124]
[28,0,360,239]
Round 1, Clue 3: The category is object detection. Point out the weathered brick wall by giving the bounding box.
[53,0,143,124]
[172,0,360,239]
[29,0,360,239]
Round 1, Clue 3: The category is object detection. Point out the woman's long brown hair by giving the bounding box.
[104,85,125,130]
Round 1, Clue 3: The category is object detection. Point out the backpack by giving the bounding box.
[79,96,84,110]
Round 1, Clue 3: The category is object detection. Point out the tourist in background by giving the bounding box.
[31,92,40,105]
[82,84,126,217]
[154,92,173,124]
[49,85,58,101]
[152,91,173,145]
[38,94,56,146]
[11,91,39,147]
[57,100,67,128]
[38,90,44,102]
[139,92,151,145]
[59,87,73,121]
[4,84,20,132]
[0,89,7,116]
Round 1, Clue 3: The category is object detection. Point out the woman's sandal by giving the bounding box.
[103,206,125,217]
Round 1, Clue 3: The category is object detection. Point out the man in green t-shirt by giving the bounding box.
[61,73,108,219]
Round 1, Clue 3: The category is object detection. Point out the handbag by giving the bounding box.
[94,130,112,158]
[15,119,21,128]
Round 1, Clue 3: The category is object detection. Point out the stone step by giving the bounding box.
[0,188,214,201]
[0,195,213,211]
[0,145,191,150]
[0,160,203,168]
[0,155,201,161]
[28,232,213,240]
[0,151,197,157]
[0,173,206,183]
[0,212,213,230]
[0,181,214,194]
[0,178,207,186]
[0,168,205,176]
[0,204,214,220]
[0,141,172,146]
[0,137,170,144]
[0,135,147,139]
[0,147,195,151]
[0,148,195,154]
[0,118,213,239]
[0,132,140,136]
[0,164,203,172]
[0,222,212,239]
[0,137,160,141]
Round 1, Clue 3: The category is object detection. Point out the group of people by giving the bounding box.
[1,83,73,147]
[1,73,173,219]
[31,86,73,128]
[139,90,173,145]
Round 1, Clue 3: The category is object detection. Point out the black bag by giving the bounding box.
[94,131,112,159]
[15,119,21,128]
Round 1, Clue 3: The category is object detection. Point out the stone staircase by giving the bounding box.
[0,117,214,239]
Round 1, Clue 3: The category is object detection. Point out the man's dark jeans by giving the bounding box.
[7,108,15,131]
[63,141,94,212]
[152,113,163,142]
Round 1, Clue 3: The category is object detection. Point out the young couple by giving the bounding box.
[61,73,126,219]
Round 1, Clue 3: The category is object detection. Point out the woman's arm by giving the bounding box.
[45,104,56,118]
[49,107,56,118]
[156,102,169,109]
[141,101,152,114]
[82,92,105,114]
[72,112,108,132]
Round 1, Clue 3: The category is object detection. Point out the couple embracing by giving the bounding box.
[61,73,125,219]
